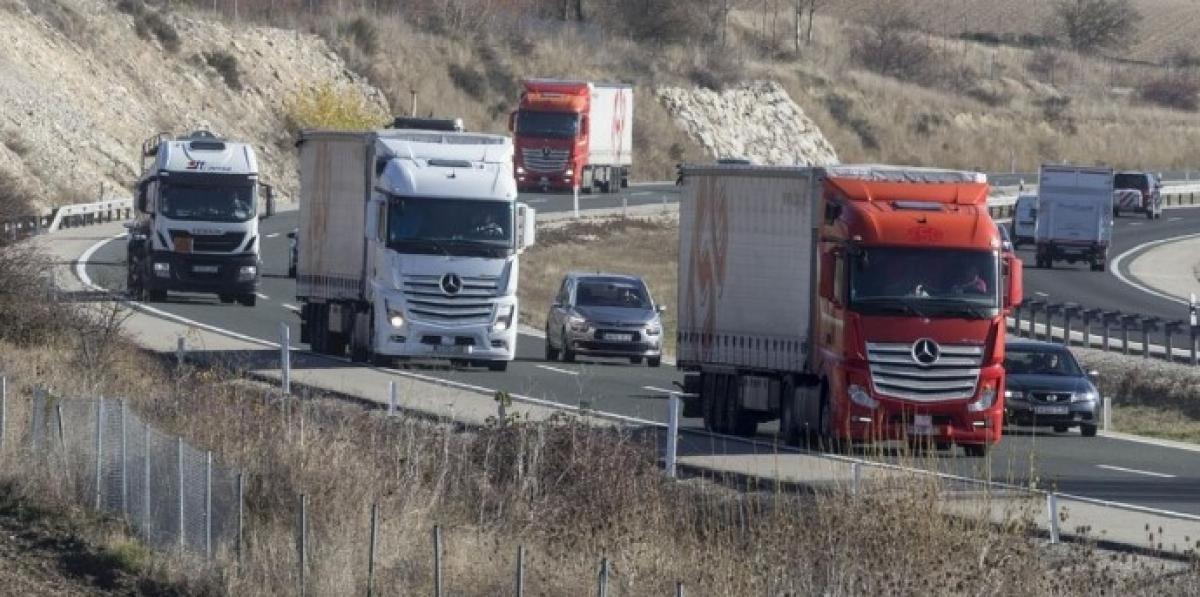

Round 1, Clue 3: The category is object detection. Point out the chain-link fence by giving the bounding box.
[26,389,242,559]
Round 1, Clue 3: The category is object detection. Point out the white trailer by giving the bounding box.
[1034,164,1114,271]
[585,83,634,170]
[296,128,536,370]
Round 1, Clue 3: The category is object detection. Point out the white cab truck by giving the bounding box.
[1033,164,1114,271]
[126,131,275,305]
[295,128,535,371]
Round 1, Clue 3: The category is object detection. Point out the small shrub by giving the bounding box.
[2,130,31,157]
[340,16,378,55]
[911,112,946,137]
[115,0,143,15]
[851,9,941,85]
[1139,75,1200,111]
[1037,95,1078,134]
[283,84,388,132]
[823,94,879,150]
[1027,50,1065,82]
[204,51,242,91]
[448,63,487,101]
[134,11,180,53]
[965,83,1013,107]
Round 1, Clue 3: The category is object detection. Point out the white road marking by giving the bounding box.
[632,191,652,196]
[1034,291,1049,297]
[1169,217,1182,222]
[535,364,579,376]
[643,385,678,395]
[255,293,270,300]
[266,233,280,238]
[525,198,548,204]
[1109,232,1200,307]
[1096,464,1176,479]
[282,303,301,313]
[1128,222,1144,226]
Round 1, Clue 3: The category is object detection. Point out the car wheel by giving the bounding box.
[561,329,576,363]
[1081,424,1098,437]
[147,288,167,302]
[237,293,256,307]
[1052,424,1069,433]
[544,328,560,361]
[647,356,661,368]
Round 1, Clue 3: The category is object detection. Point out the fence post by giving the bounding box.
[176,336,186,367]
[597,556,610,597]
[280,323,291,395]
[142,422,150,536]
[515,545,525,597]
[433,524,444,597]
[205,450,213,560]
[121,400,128,517]
[851,462,861,496]
[177,437,184,549]
[1164,322,1183,363]
[298,494,307,597]
[666,393,680,478]
[0,376,6,450]
[573,184,580,219]
[676,581,684,597]
[1046,492,1060,544]
[95,397,104,511]
[387,381,396,417]
[367,503,379,597]
[236,473,244,566]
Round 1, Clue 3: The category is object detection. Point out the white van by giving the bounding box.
[1012,193,1037,248]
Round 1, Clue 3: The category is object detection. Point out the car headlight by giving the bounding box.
[237,265,257,281]
[968,385,997,412]
[493,304,515,332]
[386,301,405,328]
[848,384,878,409]
[568,315,589,332]
[153,262,170,278]
[645,322,662,336]
[1071,390,1097,403]
[1004,389,1024,400]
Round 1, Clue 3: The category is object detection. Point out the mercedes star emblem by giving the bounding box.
[910,338,941,366]
[542,147,551,158]
[440,273,463,295]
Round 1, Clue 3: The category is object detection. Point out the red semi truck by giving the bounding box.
[509,79,633,194]
[678,164,1023,456]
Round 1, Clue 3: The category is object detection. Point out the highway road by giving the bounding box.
[79,185,1200,515]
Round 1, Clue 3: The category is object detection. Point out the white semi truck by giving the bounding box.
[295,127,536,371]
[126,131,274,306]
[1033,164,1114,271]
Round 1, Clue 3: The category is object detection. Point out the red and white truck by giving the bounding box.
[509,79,633,194]
[677,164,1023,456]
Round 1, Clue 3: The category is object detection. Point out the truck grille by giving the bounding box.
[1029,391,1073,403]
[865,342,983,402]
[521,148,569,173]
[402,274,499,324]
[169,230,246,253]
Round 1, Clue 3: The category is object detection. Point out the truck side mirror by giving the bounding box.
[135,178,152,213]
[260,184,276,220]
[516,203,536,252]
[1004,255,1024,309]
[507,111,517,133]
[819,251,836,303]
[579,115,589,137]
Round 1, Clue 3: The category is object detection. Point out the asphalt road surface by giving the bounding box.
[80,186,1200,515]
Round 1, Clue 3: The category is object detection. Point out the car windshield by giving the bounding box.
[160,182,255,222]
[1114,173,1148,191]
[1005,348,1083,376]
[849,247,999,318]
[577,279,651,309]
[516,111,579,139]
[387,196,513,257]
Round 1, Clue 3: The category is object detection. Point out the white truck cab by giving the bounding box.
[126,131,274,305]
[296,128,535,371]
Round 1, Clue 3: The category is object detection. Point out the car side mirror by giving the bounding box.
[1087,370,1100,380]
[507,110,517,133]
[656,304,667,314]
[287,231,296,239]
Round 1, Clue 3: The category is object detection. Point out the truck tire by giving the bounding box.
[702,373,724,433]
[962,443,990,457]
[779,378,802,447]
[723,375,758,437]
[1081,424,1098,437]
[147,288,167,302]
[486,361,509,372]
[647,356,661,368]
[326,331,347,357]
[237,294,256,307]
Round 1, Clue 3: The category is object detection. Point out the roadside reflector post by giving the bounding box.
[573,184,580,219]
[666,393,680,478]
[1103,397,1112,431]
[1046,492,1060,544]
[176,336,186,367]
[280,322,291,395]
[851,462,861,496]
[1190,294,1198,366]
[387,381,397,417]
[1140,317,1161,360]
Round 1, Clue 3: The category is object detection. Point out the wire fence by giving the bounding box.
[24,389,242,560]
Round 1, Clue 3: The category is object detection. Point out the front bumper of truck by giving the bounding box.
[144,251,258,295]
[372,294,518,362]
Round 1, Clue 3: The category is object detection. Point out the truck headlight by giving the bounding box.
[237,265,257,281]
[153,262,170,278]
[493,304,515,332]
[516,166,525,175]
[968,385,997,412]
[386,301,405,328]
[564,168,574,177]
[568,315,589,332]
[848,384,878,409]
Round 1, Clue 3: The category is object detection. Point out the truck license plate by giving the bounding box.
[1034,405,1069,415]
[909,414,934,436]
[606,333,633,342]
[432,344,468,355]
[192,265,219,274]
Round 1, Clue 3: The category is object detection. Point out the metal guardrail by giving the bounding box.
[1,198,132,242]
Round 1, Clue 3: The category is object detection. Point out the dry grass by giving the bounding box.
[1113,405,1200,442]
[519,217,677,343]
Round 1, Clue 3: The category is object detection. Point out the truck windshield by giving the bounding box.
[160,182,255,222]
[849,248,999,318]
[516,111,579,139]
[387,196,513,257]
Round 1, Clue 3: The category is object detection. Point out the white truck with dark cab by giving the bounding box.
[295,127,535,371]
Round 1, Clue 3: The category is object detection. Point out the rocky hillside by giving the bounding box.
[657,82,839,166]
[0,0,387,210]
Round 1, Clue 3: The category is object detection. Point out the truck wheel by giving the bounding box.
[1052,424,1069,433]
[779,379,801,447]
[147,289,167,302]
[723,377,758,437]
[647,356,661,368]
[544,329,560,361]
[237,293,256,307]
[629,356,643,365]
[486,361,509,372]
[218,295,235,304]
[962,443,990,457]
[326,331,347,357]
[701,374,719,432]
[1081,424,1098,437]
[310,304,329,353]
[560,330,576,363]
[706,374,730,434]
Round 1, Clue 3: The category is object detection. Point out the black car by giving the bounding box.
[1003,339,1100,436]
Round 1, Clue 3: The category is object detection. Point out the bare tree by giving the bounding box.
[1053,0,1142,52]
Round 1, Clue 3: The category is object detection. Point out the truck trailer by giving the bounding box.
[126,130,274,306]
[677,164,1023,456]
[509,79,633,194]
[1033,164,1114,271]
[295,127,536,371]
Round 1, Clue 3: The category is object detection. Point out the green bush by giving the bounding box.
[205,51,242,91]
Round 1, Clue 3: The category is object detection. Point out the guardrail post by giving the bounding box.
[573,184,580,219]
[1062,303,1080,346]
[666,393,680,478]
[1120,314,1139,355]
[1103,397,1112,431]
[1046,492,1060,544]
[388,381,398,417]
[1101,311,1121,352]
[1044,303,1063,342]
[1025,300,1045,341]
[1140,317,1161,359]
[1080,308,1101,348]
[851,462,861,496]
[1164,321,1184,364]
[1012,303,1023,336]
[280,323,291,395]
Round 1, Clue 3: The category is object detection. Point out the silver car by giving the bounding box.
[544,273,665,367]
